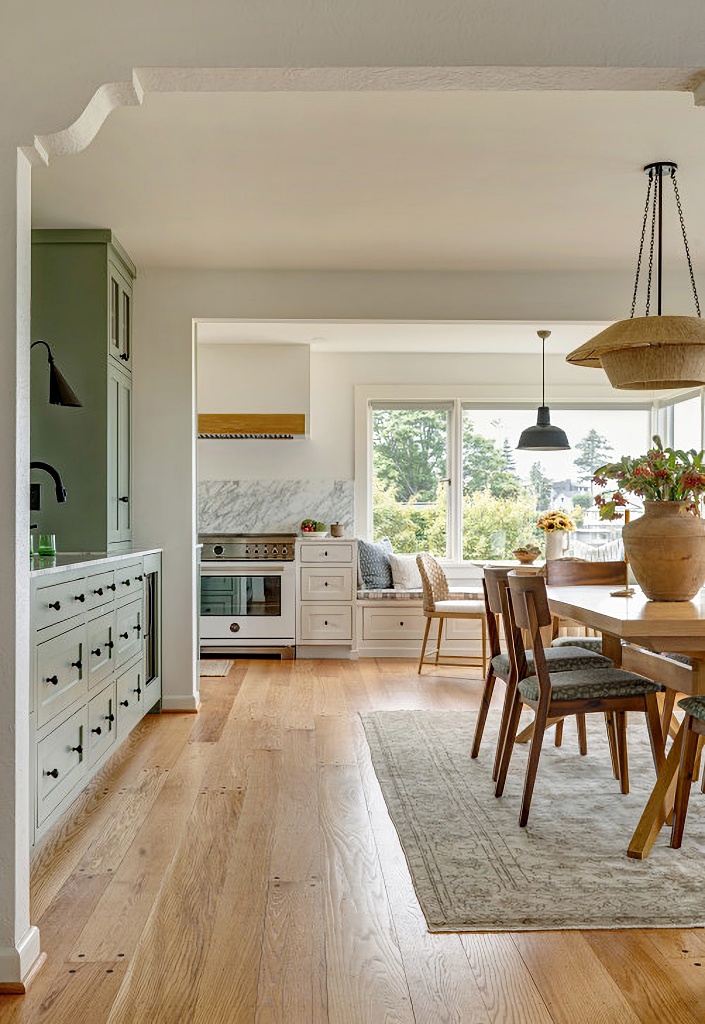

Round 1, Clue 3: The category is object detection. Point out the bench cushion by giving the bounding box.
[356,587,481,601]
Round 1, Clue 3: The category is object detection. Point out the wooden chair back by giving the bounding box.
[416,553,450,613]
[507,572,553,631]
[482,565,512,615]
[544,559,627,588]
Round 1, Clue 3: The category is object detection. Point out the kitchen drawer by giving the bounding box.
[114,560,144,598]
[363,608,426,641]
[115,598,143,668]
[299,604,352,642]
[36,622,88,729]
[87,609,116,689]
[298,542,354,565]
[87,681,117,766]
[85,570,116,611]
[37,705,87,825]
[34,578,86,631]
[116,659,145,740]
[300,566,353,602]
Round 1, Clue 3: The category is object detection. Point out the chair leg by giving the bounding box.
[554,719,564,747]
[644,692,666,776]
[480,616,487,676]
[495,688,523,797]
[471,666,497,759]
[671,718,700,849]
[576,714,588,756]
[435,617,444,664]
[615,711,629,794]
[520,703,550,827]
[418,617,432,674]
[604,712,620,780]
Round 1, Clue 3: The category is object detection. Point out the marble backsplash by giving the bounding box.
[198,479,354,535]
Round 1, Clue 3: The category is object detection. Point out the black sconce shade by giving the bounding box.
[31,340,82,407]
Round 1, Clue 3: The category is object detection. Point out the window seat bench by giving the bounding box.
[354,586,484,658]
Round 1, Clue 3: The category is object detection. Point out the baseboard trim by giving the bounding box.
[0,927,43,991]
[160,694,201,713]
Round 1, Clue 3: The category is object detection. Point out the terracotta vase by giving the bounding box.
[544,530,568,561]
[622,501,705,601]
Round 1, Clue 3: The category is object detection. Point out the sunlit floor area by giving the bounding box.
[2,658,705,1023]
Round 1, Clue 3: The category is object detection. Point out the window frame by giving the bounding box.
[355,384,659,564]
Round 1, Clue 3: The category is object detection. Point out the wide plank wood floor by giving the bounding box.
[2,657,705,1023]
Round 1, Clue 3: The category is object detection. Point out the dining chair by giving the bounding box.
[472,565,614,780]
[670,695,705,848]
[496,571,665,827]
[416,553,487,675]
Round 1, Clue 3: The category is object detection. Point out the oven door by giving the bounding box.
[199,562,295,645]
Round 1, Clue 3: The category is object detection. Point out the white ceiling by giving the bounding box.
[30,87,705,352]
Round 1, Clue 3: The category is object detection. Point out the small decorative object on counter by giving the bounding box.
[513,543,540,564]
[301,519,328,537]
[536,510,575,561]
[330,522,344,537]
[38,532,56,556]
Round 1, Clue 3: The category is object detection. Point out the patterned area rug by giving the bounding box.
[360,709,705,932]
[198,659,235,676]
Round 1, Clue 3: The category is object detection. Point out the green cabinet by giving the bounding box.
[31,230,136,552]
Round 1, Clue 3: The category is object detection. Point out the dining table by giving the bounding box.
[545,583,705,859]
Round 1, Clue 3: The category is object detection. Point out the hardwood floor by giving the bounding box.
[2,657,705,1023]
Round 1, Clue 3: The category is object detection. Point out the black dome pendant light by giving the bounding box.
[516,329,570,451]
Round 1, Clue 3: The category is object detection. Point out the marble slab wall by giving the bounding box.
[198,479,354,535]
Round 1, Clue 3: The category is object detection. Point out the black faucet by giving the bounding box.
[30,461,67,503]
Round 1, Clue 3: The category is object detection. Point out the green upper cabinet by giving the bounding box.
[31,230,136,553]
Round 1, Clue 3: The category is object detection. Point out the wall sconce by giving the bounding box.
[31,339,82,407]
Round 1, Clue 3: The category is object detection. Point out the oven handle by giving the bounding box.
[200,563,289,574]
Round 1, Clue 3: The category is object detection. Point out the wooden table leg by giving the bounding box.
[627,722,685,860]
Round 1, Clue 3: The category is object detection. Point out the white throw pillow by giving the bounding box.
[389,553,422,590]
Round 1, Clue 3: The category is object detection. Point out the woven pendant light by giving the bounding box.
[567,162,705,390]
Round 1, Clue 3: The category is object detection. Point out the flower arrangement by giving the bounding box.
[593,436,705,521]
[536,510,575,533]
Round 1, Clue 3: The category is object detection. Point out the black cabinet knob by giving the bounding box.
[324,581,329,587]
[324,620,328,626]
[46,675,59,685]
[133,687,142,696]
[119,495,129,502]
[133,623,141,632]
[122,579,131,586]
[400,621,404,626]
[136,574,144,581]
[45,768,59,779]
[75,593,85,603]
[104,713,115,722]
[71,660,82,670]
[71,745,83,755]
[106,640,114,649]
[119,353,129,361]
[120,632,129,639]
[91,726,102,736]
[91,648,101,657]
[107,584,116,591]
[119,699,129,707]
[48,600,61,610]
[94,587,104,596]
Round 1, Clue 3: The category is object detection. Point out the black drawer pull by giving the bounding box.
[91,648,101,657]
[119,494,129,501]
[48,600,61,610]
[104,713,115,722]
[324,581,329,587]
[122,579,131,586]
[106,640,115,649]
[75,593,85,603]
[71,659,82,670]
[400,621,404,626]
[46,675,59,685]
[323,551,328,556]
[133,687,142,696]
[135,574,144,581]
[119,353,129,362]
[324,620,328,626]
[107,584,116,591]
[45,768,59,779]
[133,623,141,632]
[120,699,129,707]
[91,726,102,736]
[93,587,104,596]
[120,632,129,639]
[71,745,83,755]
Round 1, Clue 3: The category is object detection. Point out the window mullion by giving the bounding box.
[447,400,463,562]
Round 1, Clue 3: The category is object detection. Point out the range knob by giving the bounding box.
[213,544,224,556]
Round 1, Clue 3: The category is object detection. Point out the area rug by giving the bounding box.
[198,659,235,676]
[360,709,705,932]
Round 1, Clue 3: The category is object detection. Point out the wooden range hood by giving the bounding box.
[197,413,307,439]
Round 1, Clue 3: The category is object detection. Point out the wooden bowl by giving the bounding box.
[513,550,538,564]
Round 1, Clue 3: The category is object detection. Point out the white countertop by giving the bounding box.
[30,547,162,578]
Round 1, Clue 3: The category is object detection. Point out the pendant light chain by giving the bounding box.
[630,169,654,319]
[672,171,701,316]
[645,170,657,316]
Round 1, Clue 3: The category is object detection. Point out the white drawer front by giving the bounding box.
[299,542,354,565]
[115,599,143,668]
[300,567,353,602]
[37,706,88,824]
[87,681,117,766]
[116,659,145,740]
[36,622,88,729]
[85,570,116,612]
[299,605,352,642]
[363,608,426,641]
[115,561,145,600]
[34,578,85,631]
[443,617,480,641]
[87,610,116,689]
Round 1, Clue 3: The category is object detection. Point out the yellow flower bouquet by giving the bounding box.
[536,509,575,533]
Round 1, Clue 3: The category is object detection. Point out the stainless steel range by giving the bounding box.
[199,533,296,656]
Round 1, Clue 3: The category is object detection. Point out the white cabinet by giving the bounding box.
[296,539,356,651]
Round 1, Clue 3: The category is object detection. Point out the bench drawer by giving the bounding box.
[363,608,426,641]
